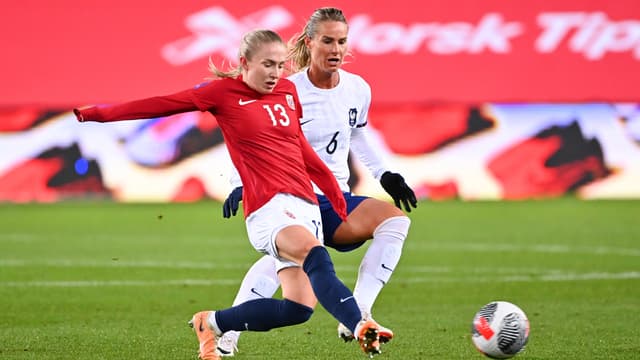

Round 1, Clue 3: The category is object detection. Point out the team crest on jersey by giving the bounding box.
[286,94,295,111]
[348,108,358,126]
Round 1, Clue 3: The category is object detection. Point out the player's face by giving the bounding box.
[307,21,348,74]
[242,42,287,94]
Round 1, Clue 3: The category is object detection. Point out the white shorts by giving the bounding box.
[245,193,323,271]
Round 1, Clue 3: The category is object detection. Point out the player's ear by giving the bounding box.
[239,56,249,71]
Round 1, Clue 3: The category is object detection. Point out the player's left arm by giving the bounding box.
[351,126,418,212]
[288,82,346,219]
[301,134,347,221]
[351,76,417,212]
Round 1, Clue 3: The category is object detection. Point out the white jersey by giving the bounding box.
[288,69,388,194]
[230,69,389,194]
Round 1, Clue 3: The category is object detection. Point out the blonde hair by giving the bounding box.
[287,7,349,73]
[209,29,284,78]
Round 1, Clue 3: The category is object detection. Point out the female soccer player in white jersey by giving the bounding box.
[217,8,417,357]
[73,29,382,360]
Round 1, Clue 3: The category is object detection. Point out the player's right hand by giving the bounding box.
[222,186,243,218]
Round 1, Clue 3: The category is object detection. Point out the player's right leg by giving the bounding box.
[279,241,381,356]
[338,320,394,343]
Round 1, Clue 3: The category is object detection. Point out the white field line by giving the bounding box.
[0,259,383,272]
[0,259,637,275]
[0,259,616,276]
[1,271,638,288]
[0,259,245,270]
[409,242,640,257]
[400,271,640,283]
[0,279,238,287]
[3,232,639,257]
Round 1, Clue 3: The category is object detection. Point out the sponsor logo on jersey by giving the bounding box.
[238,99,256,105]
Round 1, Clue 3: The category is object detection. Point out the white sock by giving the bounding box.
[223,255,280,341]
[207,311,222,336]
[232,255,280,305]
[353,216,411,316]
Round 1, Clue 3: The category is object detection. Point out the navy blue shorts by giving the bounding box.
[316,192,368,252]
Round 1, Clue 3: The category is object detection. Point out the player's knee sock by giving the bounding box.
[303,245,362,333]
[223,255,280,342]
[212,298,313,332]
[354,216,410,316]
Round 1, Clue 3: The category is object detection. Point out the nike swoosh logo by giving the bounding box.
[238,99,257,105]
[250,287,265,298]
[339,296,354,303]
[381,263,394,272]
[300,119,313,126]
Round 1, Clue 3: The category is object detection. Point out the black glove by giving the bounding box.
[222,186,243,218]
[380,171,417,212]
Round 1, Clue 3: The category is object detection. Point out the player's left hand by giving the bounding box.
[380,171,418,212]
[222,186,243,218]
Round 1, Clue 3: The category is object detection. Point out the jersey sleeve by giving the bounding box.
[73,88,200,122]
[188,80,223,112]
[349,75,389,179]
[350,126,389,180]
[357,79,372,127]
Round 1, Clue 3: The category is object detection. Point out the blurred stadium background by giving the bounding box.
[2,0,640,202]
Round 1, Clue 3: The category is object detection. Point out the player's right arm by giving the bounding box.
[74,89,200,123]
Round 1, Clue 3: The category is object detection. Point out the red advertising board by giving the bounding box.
[3,0,640,105]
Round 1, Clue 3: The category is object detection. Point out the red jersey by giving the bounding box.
[74,77,347,219]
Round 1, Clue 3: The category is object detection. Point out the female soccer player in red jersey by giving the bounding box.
[217,7,417,356]
[74,29,382,359]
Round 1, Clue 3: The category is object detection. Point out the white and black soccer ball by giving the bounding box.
[471,301,530,359]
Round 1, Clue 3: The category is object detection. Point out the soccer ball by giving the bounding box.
[471,301,530,359]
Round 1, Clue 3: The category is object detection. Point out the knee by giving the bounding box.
[374,215,411,240]
[282,299,314,325]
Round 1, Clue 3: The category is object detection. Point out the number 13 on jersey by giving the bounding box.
[263,104,291,126]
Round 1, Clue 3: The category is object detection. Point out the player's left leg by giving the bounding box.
[329,197,411,343]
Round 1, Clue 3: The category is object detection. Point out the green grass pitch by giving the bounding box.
[1,199,638,359]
